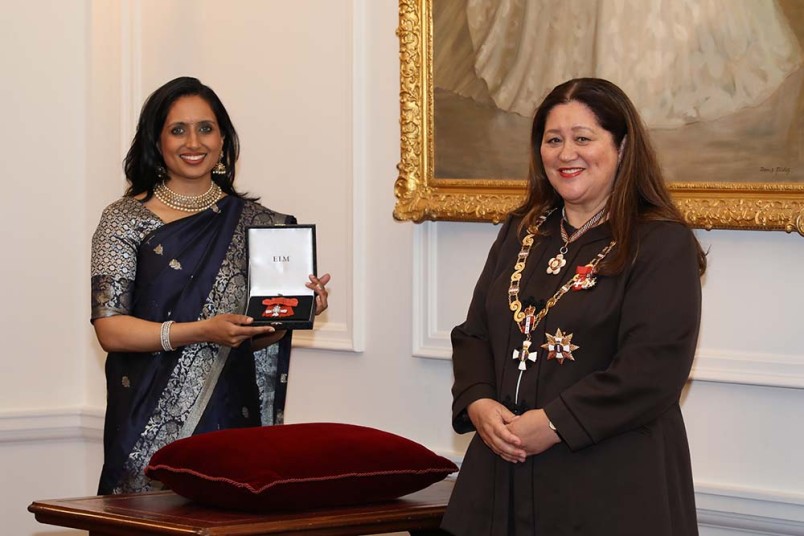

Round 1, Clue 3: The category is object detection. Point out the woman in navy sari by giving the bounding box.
[91,77,330,494]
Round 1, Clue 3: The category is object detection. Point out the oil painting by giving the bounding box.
[395,0,804,232]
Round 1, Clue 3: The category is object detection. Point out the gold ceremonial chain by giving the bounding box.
[513,241,616,334]
[508,210,616,386]
[509,236,616,337]
[154,181,223,212]
[508,212,551,324]
[546,207,607,275]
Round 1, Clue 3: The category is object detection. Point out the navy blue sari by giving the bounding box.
[92,196,293,494]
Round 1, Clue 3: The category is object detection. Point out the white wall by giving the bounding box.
[0,2,98,534]
[0,1,89,408]
[0,1,801,535]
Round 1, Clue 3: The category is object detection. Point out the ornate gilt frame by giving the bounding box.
[394,0,804,234]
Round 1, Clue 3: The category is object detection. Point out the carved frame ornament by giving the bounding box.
[394,0,804,234]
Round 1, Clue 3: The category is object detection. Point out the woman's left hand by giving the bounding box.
[306,273,331,315]
[506,409,561,456]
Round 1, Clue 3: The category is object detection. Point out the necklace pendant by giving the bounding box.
[549,207,607,276]
[547,253,566,275]
[512,339,537,370]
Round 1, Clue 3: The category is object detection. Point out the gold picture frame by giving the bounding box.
[394,0,804,234]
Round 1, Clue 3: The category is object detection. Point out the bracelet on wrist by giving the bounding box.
[160,320,176,352]
[547,419,562,442]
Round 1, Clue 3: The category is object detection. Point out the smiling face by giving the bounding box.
[540,100,621,225]
[158,95,223,190]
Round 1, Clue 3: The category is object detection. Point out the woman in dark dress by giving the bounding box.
[442,78,707,535]
[91,77,330,493]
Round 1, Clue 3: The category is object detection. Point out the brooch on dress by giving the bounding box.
[541,328,579,365]
[571,264,597,291]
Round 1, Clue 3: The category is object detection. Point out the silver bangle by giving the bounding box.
[160,321,176,352]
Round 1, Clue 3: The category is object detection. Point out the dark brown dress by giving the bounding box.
[442,211,701,536]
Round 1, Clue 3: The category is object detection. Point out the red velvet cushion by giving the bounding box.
[145,422,457,512]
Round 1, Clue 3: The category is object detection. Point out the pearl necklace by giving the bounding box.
[154,181,223,212]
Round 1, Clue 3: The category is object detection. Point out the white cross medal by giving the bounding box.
[512,339,537,371]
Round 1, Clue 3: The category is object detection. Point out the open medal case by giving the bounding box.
[245,224,317,329]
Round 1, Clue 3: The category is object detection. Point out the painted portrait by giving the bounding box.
[433,0,803,183]
[394,0,804,230]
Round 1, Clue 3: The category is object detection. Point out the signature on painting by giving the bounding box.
[759,166,793,177]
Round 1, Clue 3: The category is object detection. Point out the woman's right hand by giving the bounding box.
[94,314,277,353]
[467,398,527,463]
[200,314,277,348]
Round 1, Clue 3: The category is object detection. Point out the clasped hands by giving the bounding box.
[467,398,560,464]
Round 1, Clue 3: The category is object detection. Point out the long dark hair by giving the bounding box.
[513,77,706,275]
[123,76,250,199]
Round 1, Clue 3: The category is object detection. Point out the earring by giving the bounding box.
[157,165,168,179]
[212,154,226,175]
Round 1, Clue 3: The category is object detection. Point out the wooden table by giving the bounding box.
[28,479,453,535]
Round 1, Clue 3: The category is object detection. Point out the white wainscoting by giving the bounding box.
[0,408,104,443]
[689,350,804,390]
[3,409,799,535]
[412,221,452,358]
[696,482,804,536]
[410,224,804,390]
[1,409,104,536]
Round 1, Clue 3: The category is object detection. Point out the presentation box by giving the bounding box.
[245,224,317,330]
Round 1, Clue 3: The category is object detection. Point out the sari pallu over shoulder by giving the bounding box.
[97,196,293,494]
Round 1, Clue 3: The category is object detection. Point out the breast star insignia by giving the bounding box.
[541,328,579,365]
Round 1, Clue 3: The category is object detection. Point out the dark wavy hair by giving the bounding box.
[513,77,706,275]
[123,76,250,199]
